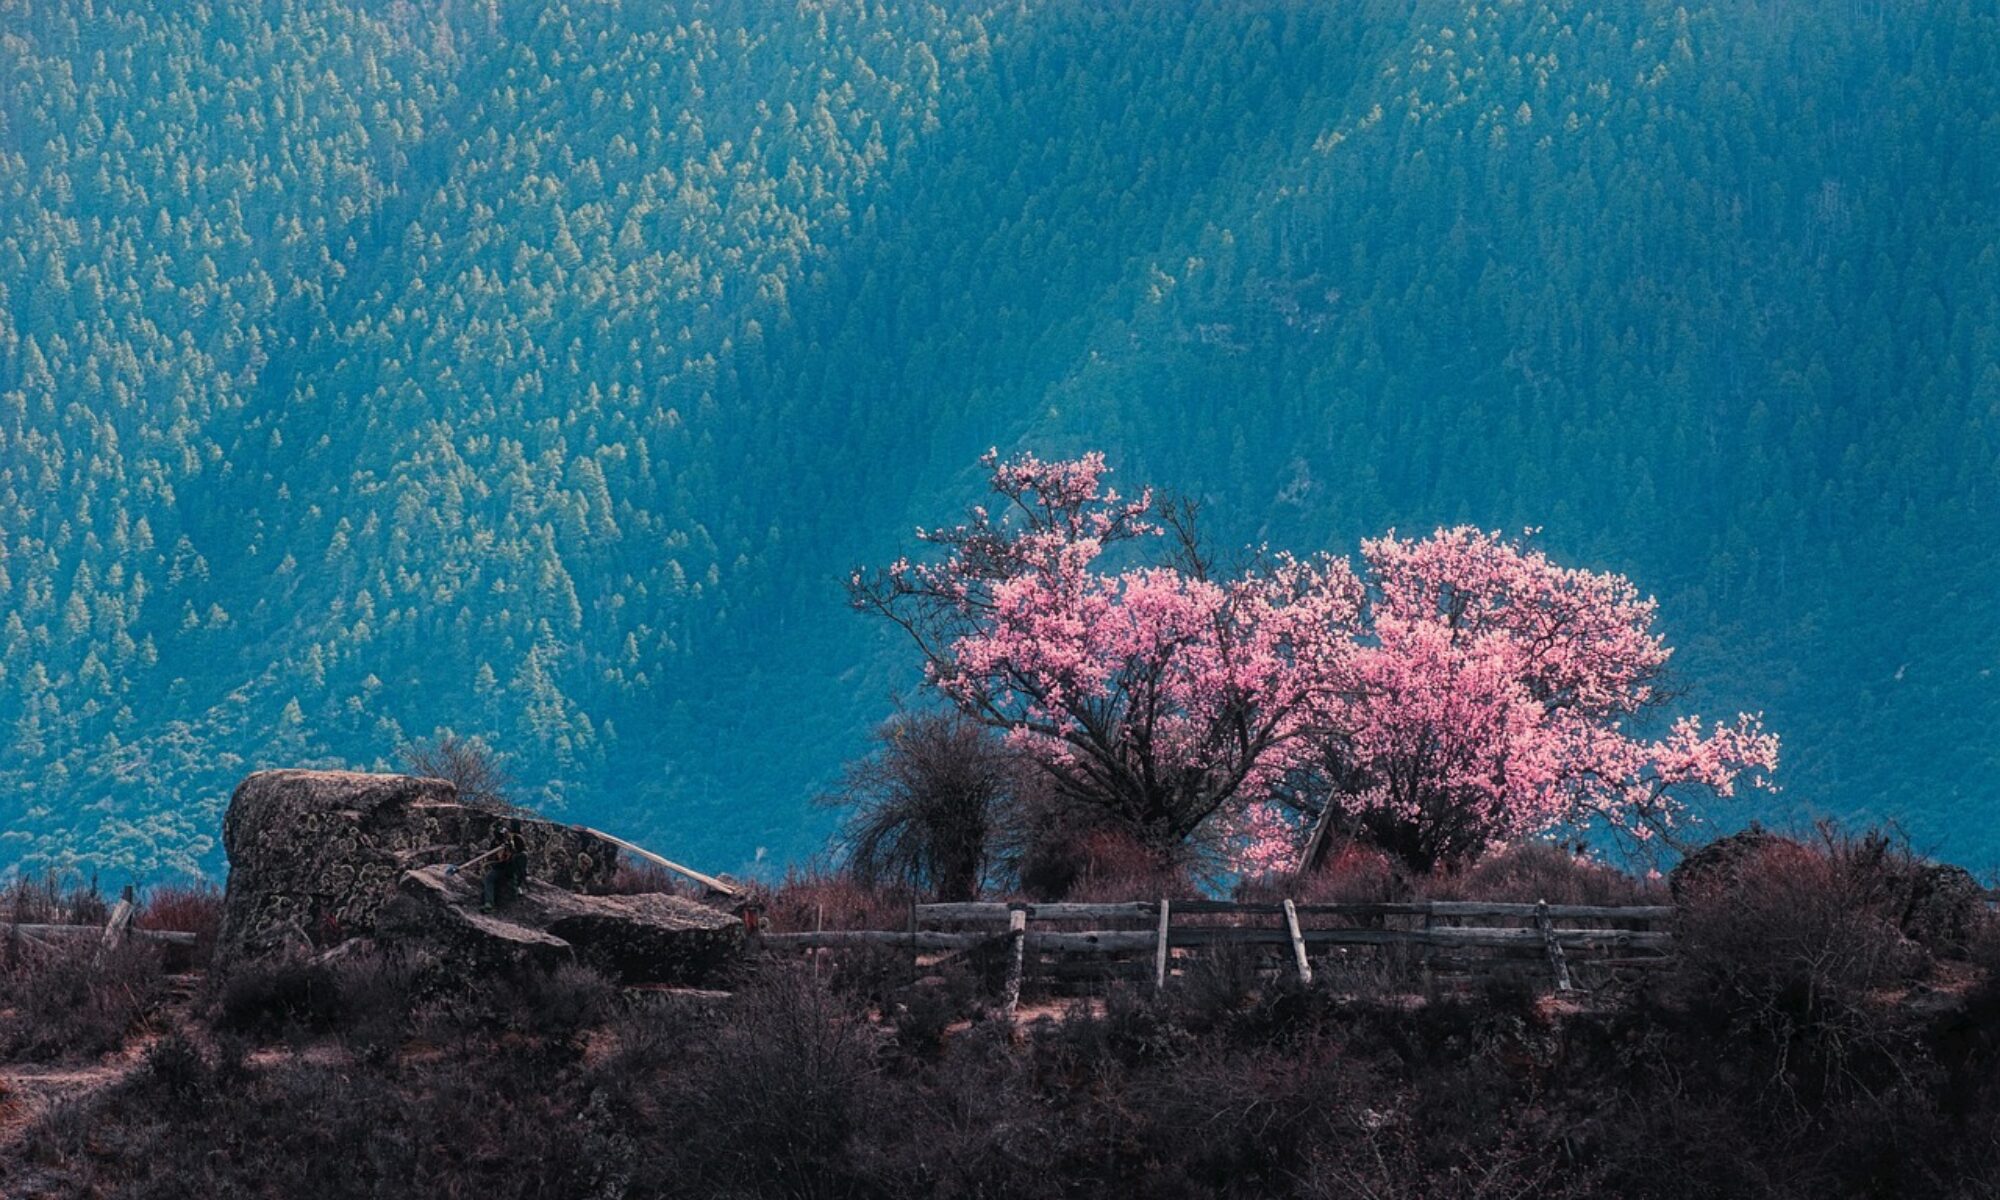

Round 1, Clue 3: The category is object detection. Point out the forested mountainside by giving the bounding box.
[2,0,1996,878]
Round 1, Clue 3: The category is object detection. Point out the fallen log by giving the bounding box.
[11,923,198,947]
[760,930,994,951]
[918,901,1157,923]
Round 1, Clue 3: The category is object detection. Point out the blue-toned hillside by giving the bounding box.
[2,0,1995,877]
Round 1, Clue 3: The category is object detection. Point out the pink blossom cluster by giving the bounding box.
[858,452,1781,867]
[1327,528,1780,856]
[1226,801,1309,879]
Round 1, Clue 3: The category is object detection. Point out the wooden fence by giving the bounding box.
[4,885,200,954]
[759,898,1674,1006]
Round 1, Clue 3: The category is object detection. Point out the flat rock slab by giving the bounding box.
[387,866,744,984]
[218,769,619,961]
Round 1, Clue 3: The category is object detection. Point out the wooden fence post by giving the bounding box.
[98,886,135,959]
[1003,907,1028,1018]
[1154,898,1172,990]
[1536,899,1572,992]
[1283,899,1312,985]
[1420,904,1435,990]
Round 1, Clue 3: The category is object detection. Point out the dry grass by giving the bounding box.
[756,867,913,933]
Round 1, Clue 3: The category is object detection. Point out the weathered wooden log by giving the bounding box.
[12,923,198,947]
[765,924,1668,955]
[1166,926,1671,951]
[1171,900,1673,922]
[918,901,1158,923]
[1284,899,1313,985]
[582,827,740,897]
[1421,901,1675,922]
[100,897,135,951]
[761,930,993,951]
[919,898,1672,925]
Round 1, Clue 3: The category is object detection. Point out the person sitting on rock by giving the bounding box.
[480,819,531,912]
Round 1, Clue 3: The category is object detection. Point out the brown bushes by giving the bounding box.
[0,937,166,1061]
[3,870,109,926]
[754,867,912,934]
[1667,830,1944,1114]
[138,880,223,967]
[1423,840,1668,906]
[10,830,2000,1198]
[588,859,692,896]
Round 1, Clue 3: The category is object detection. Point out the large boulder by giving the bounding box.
[217,769,619,960]
[384,866,744,984]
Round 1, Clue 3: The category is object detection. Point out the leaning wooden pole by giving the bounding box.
[1283,899,1313,985]
[98,886,136,956]
[1153,898,1172,990]
[581,826,740,896]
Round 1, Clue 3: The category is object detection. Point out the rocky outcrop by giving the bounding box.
[384,866,744,984]
[1885,862,1985,956]
[217,769,620,961]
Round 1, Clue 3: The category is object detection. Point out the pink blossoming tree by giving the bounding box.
[860,452,1780,877]
[1295,527,1780,872]
[852,450,1362,854]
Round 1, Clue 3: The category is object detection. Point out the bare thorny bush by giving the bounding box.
[398,732,516,810]
[0,936,167,1061]
[822,712,1013,903]
[664,964,885,1200]
[3,870,110,926]
[1672,833,1933,1115]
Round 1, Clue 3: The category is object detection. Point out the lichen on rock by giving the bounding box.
[216,769,737,983]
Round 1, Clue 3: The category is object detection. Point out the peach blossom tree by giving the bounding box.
[1295,527,1780,872]
[859,453,1779,875]
[852,450,1362,854]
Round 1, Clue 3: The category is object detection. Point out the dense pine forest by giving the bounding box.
[2,0,1996,878]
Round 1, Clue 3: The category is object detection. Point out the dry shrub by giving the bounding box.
[826,712,1015,901]
[139,880,223,966]
[757,866,910,933]
[212,951,343,1037]
[398,731,515,809]
[889,963,984,1059]
[1039,828,1193,903]
[660,965,883,1198]
[1673,836,1929,1110]
[1169,942,1267,1031]
[1827,828,1986,958]
[1677,836,1926,994]
[3,870,108,926]
[1421,840,1666,906]
[588,859,692,897]
[1968,907,2000,978]
[0,937,166,1061]
[1293,842,1407,906]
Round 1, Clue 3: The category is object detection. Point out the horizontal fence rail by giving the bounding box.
[760,926,1670,953]
[8,922,199,946]
[913,900,1674,923]
[758,896,1676,1001]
